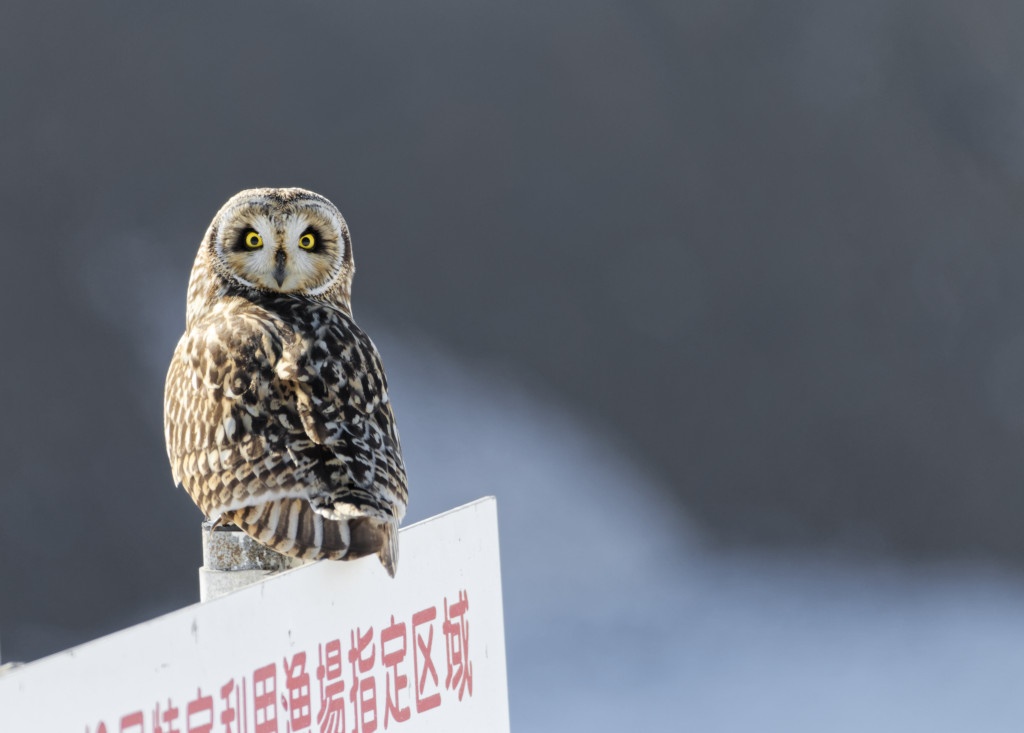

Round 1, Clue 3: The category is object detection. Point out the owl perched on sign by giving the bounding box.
[164,188,407,576]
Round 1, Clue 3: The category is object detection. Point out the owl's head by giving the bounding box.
[202,187,354,306]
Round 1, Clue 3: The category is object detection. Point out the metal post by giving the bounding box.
[199,522,310,602]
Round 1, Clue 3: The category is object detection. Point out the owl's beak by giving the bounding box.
[273,249,287,287]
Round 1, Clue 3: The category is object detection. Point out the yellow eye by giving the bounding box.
[244,231,263,249]
[298,232,316,250]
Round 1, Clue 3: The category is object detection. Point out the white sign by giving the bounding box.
[0,497,509,733]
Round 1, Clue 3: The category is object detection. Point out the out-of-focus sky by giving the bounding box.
[1,1,1024,727]
[389,338,1024,731]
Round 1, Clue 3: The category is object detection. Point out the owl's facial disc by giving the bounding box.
[216,203,347,295]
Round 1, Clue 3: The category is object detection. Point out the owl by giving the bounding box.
[164,188,407,577]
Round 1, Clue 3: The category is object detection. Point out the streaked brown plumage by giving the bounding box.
[164,188,407,576]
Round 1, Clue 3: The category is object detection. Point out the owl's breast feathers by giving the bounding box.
[164,295,408,527]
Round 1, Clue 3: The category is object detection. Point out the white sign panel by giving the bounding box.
[0,497,509,733]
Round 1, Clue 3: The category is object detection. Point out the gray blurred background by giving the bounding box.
[3,1,1024,729]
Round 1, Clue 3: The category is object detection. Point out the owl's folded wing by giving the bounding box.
[275,313,408,524]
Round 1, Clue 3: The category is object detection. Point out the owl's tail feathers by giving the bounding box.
[222,499,398,575]
[222,499,351,561]
[340,515,398,577]
[377,521,399,578]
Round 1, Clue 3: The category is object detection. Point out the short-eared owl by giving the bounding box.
[164,188,407,576]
